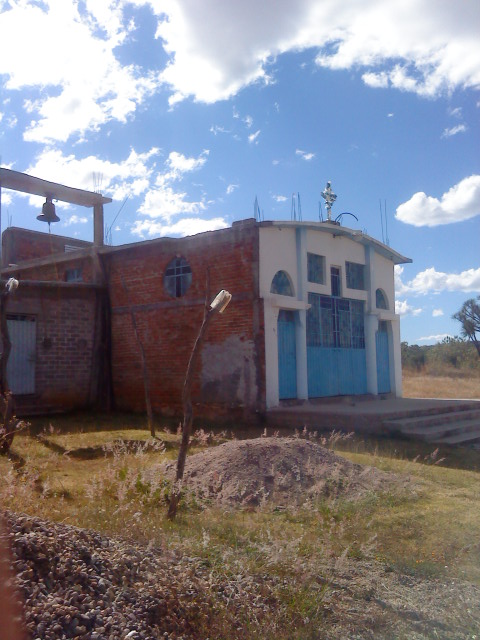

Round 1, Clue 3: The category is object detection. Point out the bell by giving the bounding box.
[37,196,60,224]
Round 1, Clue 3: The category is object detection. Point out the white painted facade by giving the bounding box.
[259,221,411,408]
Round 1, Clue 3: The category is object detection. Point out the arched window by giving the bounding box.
[271,270,294,296]
[376,288,388,310]
[164,257,192,298]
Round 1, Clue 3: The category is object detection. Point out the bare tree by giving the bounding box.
[453,296,480,359]
[167,288,231,520]
[119,274,155,437]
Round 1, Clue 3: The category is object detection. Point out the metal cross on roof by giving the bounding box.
[321,181,337,221]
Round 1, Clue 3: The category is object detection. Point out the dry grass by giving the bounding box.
[2,423,480,638]
[403,371,480,399]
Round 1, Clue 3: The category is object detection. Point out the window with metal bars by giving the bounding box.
[164,257,192,298]
[307,293,365,349]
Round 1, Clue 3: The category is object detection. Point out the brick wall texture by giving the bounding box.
[2,222,266,422]
[6,284,97,412]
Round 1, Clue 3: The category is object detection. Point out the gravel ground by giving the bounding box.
[2,509,480,639]
[3,511,243,640]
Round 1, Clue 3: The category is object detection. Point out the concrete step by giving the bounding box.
[437,428,480,446]
[406,419,480,442]
[383,409,480,446]
[383,410,480,434]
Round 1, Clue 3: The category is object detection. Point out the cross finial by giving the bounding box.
[321,181,337,221]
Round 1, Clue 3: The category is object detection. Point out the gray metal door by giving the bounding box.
[6,315,36,394]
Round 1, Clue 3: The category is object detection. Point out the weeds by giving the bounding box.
[1,423,480,638]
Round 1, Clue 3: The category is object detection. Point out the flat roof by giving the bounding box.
[260,219,412,265]
[0,168,111,207]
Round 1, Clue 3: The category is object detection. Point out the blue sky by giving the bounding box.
[0,0,479,346]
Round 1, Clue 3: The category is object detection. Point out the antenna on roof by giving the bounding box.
[254,195,263,221]
[384,199,390,246]
[291,193,302,221]
[379,199,390,245]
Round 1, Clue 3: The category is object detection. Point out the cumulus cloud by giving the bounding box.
[248,130,261,144]
[395,175,480,226]
[0,1,155,143]
[155,0,480,104]
[24,146,215,235]
[131,216,228,238]
[226,184,239,195]
[63,215,88,226]
[395,265,480,296]
[2,1,478,140]
[395,300,422,316]
[432,308,444,317]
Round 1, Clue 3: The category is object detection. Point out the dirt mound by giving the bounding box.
[160,437,407,508]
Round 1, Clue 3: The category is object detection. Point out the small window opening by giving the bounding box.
[271,270,294,296]
[331,266,341,297]
[164,257,192,298]
[65,268,82,282]
[376,288,389,310]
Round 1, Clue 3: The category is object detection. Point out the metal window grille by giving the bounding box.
[164,257,192,298]
[307,293,365,349]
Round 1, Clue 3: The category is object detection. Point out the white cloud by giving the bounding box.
[2,1,478,140]
[395,300,422,316]
[295,149,315,161]
[395,265,480,296]
[441,124,467,138]
[24,145,213,233]
[448,107,462,118]
[155,1,480,104]
[226,184,239,195]
[64,214,88,226]
[417,334,452,343]
[131,216,228,238]
[395,175,480,226]
[432,308,444,317]
[273,194,288,202]
[248,130,261,144]
[0,0,155,143]
[26,147,160,202]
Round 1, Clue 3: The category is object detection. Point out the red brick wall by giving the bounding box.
[106,221,265,421]
[2,221,267,423]
[6,284,97,412]
[2,227,91,267]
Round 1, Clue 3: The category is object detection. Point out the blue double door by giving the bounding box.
[306,294,367,398]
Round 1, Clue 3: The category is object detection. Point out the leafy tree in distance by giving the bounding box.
[453,296,480,359]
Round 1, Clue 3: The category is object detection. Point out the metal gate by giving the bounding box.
[6,315,36,394]
[277,310,297,399]
[376,322,391,393]
[307,294,367,397]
